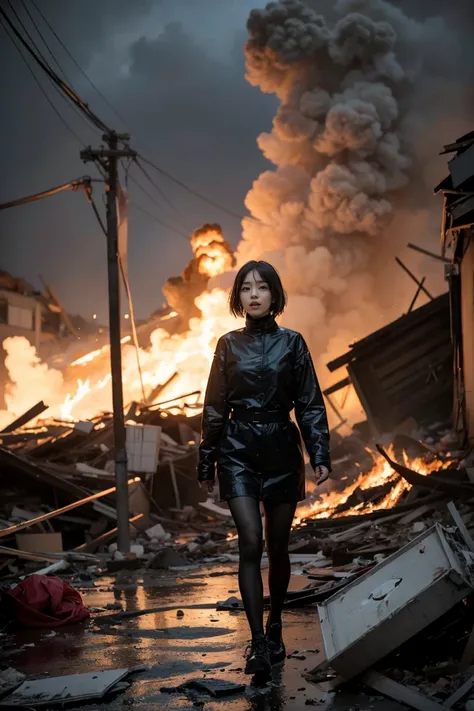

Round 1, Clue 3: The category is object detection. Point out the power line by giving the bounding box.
[0,4,110,134]
[0,177,103,211]
[19,0,75,90]
[6,0,101,141]
[82,185,107,237]
[0,18,86,146]
[129,201,190,241]
[28,0,129,131]
[8,0,242,229]
[137,154,244,222]
[9,0,65,82]
[127,172,190,235]
[132,160,192,232]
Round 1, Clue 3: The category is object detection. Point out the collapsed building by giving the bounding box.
[436,130,474,446]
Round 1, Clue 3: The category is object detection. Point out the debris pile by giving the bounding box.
[2,382,474,710]
[0,398,211,574]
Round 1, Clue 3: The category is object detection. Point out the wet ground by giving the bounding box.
[2,564,406,710]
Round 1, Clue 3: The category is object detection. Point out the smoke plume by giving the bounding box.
[0,337,66,429]
[238,0,470,385]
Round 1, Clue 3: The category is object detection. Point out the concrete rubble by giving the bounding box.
[1,403,474,708]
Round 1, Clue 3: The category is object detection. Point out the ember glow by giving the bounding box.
[294,447,441,524]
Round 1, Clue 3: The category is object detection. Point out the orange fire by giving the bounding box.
[57,288,238,421]
[294,447,442,524]
[191,225,234,278]
[0,288,238,428]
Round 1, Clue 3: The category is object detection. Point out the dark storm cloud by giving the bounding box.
[0,0,276,322]
[1,0,472,325]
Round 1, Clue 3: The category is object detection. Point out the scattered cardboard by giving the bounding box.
[15,532,63,554]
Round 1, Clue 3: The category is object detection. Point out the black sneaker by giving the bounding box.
[266,620,286,664]
[244,635,271,675]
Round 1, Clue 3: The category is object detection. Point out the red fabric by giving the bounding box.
[6,575,90,628]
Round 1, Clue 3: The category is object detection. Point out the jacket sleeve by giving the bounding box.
[293,334,331,472]
[197,336,229,482]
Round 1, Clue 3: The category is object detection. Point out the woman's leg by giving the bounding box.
[227,496,264,637]
[263,500,297,624]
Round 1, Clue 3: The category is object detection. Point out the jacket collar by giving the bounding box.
[245,313,278,334]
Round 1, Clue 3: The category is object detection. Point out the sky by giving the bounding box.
[0,0,276,323]
[1,0,472,324]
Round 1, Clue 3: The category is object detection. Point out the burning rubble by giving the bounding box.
[0,223,237,427]
[1,0,474,705]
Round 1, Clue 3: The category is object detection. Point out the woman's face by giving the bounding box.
[240,270,272,318]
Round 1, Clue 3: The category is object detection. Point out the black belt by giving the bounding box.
[230,408,289,424]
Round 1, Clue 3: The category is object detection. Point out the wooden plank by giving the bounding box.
[0,400,49,433]
[74,514,144,553]
[0,544,57,563]
[0,477,140,538]
[329,511,406,544]
[447,501,474,553]
[398,504,435,526]
[0,446,89,500]
[445,672,474,708]
[363,670,447,711]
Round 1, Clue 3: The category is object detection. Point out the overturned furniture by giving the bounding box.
[316,506,474,709]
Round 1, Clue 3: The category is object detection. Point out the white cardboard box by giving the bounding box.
[125,424,161,473]
[318,523,474,681]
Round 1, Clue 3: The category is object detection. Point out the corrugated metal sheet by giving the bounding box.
[327,294,452,434]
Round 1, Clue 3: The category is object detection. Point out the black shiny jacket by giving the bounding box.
[197,314,331,499]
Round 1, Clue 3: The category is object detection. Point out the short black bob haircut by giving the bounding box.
[229,260,287,318]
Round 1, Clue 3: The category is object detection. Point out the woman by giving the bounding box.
[197,260,331,675]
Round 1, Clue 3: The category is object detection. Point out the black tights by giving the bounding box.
[228,496,296,638]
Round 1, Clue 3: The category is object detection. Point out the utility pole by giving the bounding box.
[81,132,137,553]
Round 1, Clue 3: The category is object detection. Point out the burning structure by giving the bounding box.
[1,0,470,434]
[1,0,471,495]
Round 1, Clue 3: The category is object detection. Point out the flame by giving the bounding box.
[293,447,444,524]
[70,336,131,367]
[191,226,234,278]
[0,288,237,426]
[57,288,237,421]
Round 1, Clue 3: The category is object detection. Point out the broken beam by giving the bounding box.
[0,544,57,563]
[323,377,351,397]
[145,389,201,411]
[362,670,447,711]
[395,257,434,300]
[446,672,474,707]
[0,400,49,433]
[146,371,178,405]
[408,276,426,313]
[0,477,141,538]
[74,514,144,552]
[407,242,450,263]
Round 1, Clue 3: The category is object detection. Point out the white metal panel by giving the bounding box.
[318,524,474,679]
[0,668,131,706]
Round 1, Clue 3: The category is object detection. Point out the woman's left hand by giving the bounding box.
[314,465,329,485]
[198,480,214,494]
